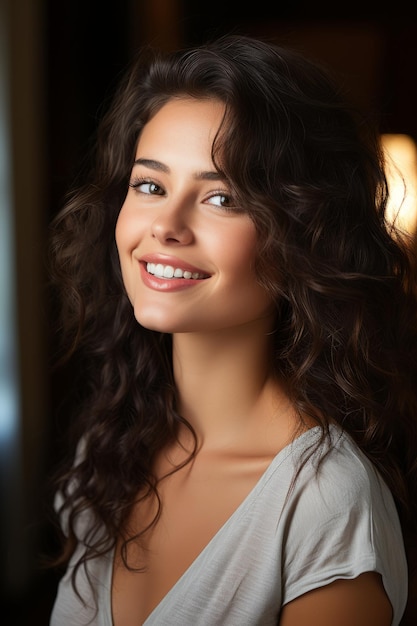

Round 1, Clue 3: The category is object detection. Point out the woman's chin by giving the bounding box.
[133,309,185,334]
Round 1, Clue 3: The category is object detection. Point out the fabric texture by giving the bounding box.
[50,425,408,625]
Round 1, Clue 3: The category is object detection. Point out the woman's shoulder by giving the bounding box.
[279,425,408,621]
[279,424,400,521]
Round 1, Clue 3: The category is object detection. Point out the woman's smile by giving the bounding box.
[138,260,210,293]
[145,263,208,280]
[140,253,211,283]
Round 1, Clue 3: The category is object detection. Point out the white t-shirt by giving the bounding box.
[50,425,408,625]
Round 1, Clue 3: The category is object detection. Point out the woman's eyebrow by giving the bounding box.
[194,170,225,181]
[133,158,169,173]
[133,158,225,182]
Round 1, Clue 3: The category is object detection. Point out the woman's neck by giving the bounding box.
[171,316,295,452]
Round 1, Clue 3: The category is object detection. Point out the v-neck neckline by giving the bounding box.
[108,425,323,625]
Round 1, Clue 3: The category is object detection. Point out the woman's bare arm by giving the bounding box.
[279,572,392,626]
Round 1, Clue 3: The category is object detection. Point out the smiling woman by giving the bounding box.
[47,34,417,626]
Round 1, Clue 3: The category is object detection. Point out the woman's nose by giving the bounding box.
[151,207,194,245]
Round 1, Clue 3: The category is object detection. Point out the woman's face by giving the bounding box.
[115,97,274,334]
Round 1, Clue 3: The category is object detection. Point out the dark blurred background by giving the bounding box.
[1,1,416,624]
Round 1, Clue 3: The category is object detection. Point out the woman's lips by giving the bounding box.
[140,254,210,277]
[146,261,209,280]
[139,261,210,291]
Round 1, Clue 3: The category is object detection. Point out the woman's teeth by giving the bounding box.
[146,262,205,280]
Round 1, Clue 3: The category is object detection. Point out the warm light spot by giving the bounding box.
[381,133,417,236]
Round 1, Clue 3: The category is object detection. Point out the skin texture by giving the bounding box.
[112,97,393,626]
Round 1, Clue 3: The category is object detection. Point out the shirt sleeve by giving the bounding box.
[280,443,408,625]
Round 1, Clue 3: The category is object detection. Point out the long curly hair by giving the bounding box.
[48,34,417,599]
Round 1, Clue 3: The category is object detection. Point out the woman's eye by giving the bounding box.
[129,179,164,195]
[206,193,234,209]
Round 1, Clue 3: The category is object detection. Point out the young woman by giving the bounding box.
[48,34,417,625]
